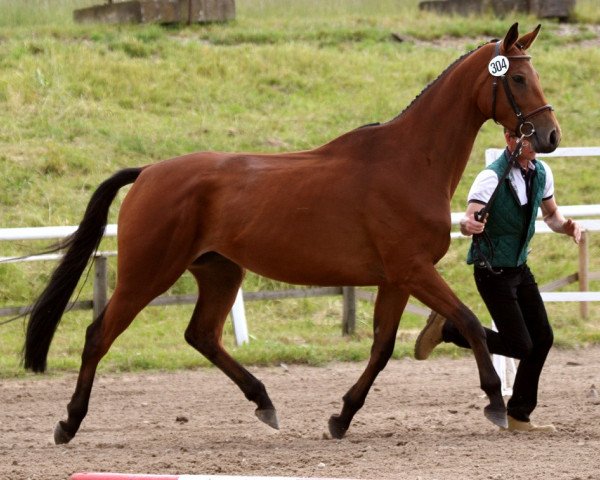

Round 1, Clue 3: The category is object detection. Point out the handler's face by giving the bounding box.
[505,131,537,162]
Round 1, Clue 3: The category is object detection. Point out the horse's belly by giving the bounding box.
[218,236,384,287]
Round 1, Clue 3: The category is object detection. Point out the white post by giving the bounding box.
[579,230,589,319]
[230,288,249,346]
[491,321,516,396]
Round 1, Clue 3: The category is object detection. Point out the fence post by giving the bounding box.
[578,230,589,319]
[93,255,108,320]
[230,288,249,346]
[342,286,356,335]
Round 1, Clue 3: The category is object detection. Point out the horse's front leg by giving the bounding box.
[329,284,409,439]
[410,264,506,428]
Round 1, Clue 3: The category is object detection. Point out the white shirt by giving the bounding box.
[468,159,554,206]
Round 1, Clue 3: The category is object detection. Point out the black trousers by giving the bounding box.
[442,264,554,422]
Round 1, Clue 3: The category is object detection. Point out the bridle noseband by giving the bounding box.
[490,41,553,137]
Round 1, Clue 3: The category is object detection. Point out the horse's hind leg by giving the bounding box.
[54,249,193,444]
[53,287,155,444]
[185,253,278,429]
[329,284,409,439]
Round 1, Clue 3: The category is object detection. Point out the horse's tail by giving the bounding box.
[24,167,143,373]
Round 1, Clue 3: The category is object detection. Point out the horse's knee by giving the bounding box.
[185,328,208,352]
[463,314,484,333]
[185,327,222,361]
[452,306,486,342]
[370,341,395,371]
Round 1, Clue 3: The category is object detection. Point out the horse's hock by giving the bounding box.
[74,0,235,24]
[419,0,576,19]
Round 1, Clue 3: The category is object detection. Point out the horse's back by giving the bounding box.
[115,150,386,285]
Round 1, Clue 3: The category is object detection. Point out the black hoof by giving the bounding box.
[255,408,279,430]
[328,414,348,439]
[484,405,508,429]
[53,421,74,445]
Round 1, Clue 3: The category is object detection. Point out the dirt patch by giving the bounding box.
[1,347,599,480]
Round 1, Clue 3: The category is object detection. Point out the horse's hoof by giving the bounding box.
[255,408,279,430]
[484,405,508,429]
[328,414,348,439]
[53,421,74,445]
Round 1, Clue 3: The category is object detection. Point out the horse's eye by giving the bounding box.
[512,75,526,85]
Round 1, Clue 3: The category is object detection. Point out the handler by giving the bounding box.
[414,127,581,432]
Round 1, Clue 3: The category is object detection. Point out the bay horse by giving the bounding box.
[24,23,560,444]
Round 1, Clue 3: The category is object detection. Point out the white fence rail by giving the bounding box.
[485,146,600,166]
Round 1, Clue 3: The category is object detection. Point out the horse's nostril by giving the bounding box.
[549,129,557,147]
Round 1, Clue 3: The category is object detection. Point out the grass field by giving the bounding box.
[0,0,599,377]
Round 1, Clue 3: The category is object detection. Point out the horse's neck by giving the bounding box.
[386,50,490,196]
[318,47,491,197]
[406,113,482,195]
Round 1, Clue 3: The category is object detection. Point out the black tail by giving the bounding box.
[23,168,142,372]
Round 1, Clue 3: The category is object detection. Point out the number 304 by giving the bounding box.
[490,58,508,74]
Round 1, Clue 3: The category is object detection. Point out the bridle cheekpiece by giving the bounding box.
[490,40,553,138]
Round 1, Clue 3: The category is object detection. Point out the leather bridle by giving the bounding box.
[490,41,554,137]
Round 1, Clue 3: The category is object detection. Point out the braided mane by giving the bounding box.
[389,40,494,122]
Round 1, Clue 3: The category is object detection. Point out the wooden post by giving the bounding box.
[75,0,236,25]
[342,286,356,335]
[578,230,589,319]
[93,255,109,320]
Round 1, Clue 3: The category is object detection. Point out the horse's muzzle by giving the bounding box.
[532,126,561,153]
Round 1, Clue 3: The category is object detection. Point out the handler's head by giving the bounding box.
[503,127,536,161]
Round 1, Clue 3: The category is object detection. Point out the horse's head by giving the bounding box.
[479,23,561,153]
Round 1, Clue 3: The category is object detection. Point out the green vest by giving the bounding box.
[467,151,546,267]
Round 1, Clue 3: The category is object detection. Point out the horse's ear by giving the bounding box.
[517,24,542,51]
[502,23,519,53]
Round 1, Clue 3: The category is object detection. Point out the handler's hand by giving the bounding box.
[460,213,487,236]
[563,218,582,244]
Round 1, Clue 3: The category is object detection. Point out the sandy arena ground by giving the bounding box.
[2,346,599,480]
